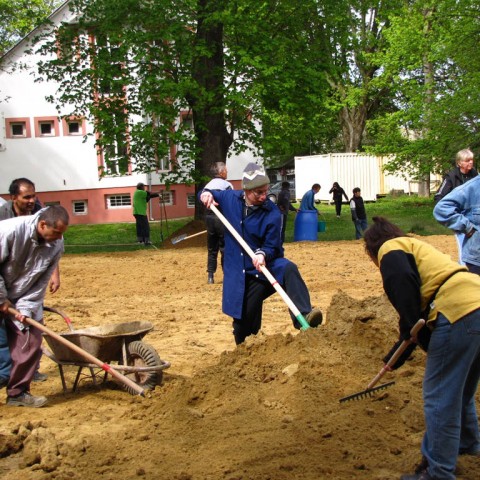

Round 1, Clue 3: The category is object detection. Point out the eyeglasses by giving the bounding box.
[250,188,269,198]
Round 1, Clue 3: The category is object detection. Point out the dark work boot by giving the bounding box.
[414,456,429,474]
[306,308,324,327]
[400,472,435,480]
[208,273,214,284]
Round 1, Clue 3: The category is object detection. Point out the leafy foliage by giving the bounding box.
[0,0,62,57]
[367,0,480,179]
[5,0,480,192]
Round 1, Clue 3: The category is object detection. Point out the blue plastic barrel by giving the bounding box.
[294,210,318,241]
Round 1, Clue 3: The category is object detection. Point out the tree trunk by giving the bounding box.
[190,0,233,220]
[417,173,430,197]
[338,104,368,152]
[417,6,436,198]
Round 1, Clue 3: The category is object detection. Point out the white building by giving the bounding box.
[295,153,441,202]
[0,2,256,224]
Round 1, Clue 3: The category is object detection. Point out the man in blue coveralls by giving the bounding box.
[200,162,323,344]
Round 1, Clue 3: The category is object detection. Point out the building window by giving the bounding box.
[107,194,131,208]
[73,200,88,215]
[159,191,173,206]
[187,194,195,208]
[34,117,60,137]
[62,116,86,136]
[181,113,194,130]
[45,201,61,206]
[40,122,54,136]
[68,122,80,134]
[5,118,31,138]
[12,124,26,136]
[97,111,130,176]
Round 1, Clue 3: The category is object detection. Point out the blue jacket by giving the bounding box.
[433,175,480,267]
[299,189,316,211]
[201,189,290,318]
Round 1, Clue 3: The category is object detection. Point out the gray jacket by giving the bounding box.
[0,211,64,321]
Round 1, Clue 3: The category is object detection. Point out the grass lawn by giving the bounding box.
[63,218,192,253]
[284,194,451,243]
[63,194,452,254]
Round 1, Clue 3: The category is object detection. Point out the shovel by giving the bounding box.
[209,204,310,330]
[7,307,146,396]
[339,318,426,403]
[171,230,207,245]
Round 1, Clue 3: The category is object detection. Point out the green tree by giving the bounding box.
[35,0,339,189]
[0,0,61,57]
[314,0,404,153]
[367,0,480,194]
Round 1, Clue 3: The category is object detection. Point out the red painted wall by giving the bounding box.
[1,180,244,225]
[35,184,196,225]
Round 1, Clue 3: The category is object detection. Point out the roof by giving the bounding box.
[1,1,71,63]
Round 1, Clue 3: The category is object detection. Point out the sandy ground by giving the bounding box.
[0,228,479,480]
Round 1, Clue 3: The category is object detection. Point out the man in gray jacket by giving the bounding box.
[0,178,61,384]
[0,205,69,407]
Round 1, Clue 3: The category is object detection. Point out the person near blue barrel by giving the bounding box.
[299,183,321,212]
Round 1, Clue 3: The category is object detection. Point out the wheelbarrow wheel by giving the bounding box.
[122,341,163,395]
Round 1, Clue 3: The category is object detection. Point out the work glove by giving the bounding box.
[382,341,417,370]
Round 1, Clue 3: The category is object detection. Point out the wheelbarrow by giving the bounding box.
[41,307,170,395]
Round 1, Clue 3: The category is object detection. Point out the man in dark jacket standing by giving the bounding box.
[434,148,477,203]
[199,163,322,345]
[203,162,233,284]
[277,181,297,243]
[350,187,368,239]
[434,148,477,265]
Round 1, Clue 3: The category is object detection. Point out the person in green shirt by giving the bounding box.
[132,183,159,245]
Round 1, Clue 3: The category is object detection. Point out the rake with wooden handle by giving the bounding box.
[7,307,146,396]
[209,203,310,330]
[339,319,426,403]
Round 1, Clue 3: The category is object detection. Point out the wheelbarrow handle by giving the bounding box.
[44,306,75,332]
[7,307,145,396]
[209,204,310,330]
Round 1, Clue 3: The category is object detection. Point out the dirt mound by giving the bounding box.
[0,234,478,480]
[162,219,207,249]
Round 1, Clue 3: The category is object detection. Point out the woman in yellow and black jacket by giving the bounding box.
[363,217,480,480]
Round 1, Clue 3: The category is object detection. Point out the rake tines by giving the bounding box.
[339,381,395,403]
[171,230,207,245]
[339,320,426,405]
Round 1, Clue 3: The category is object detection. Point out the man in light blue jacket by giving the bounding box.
[299,183,321,211]
[433,175,480,274]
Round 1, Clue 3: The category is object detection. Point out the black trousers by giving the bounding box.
[134,214,150,242]
[232,261,312,345]
[334,199,343,216]
[280,213,287,243]
[206,214,225,273]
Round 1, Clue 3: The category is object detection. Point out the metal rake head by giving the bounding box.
[339,381,395,403]
[170,234,187,244]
